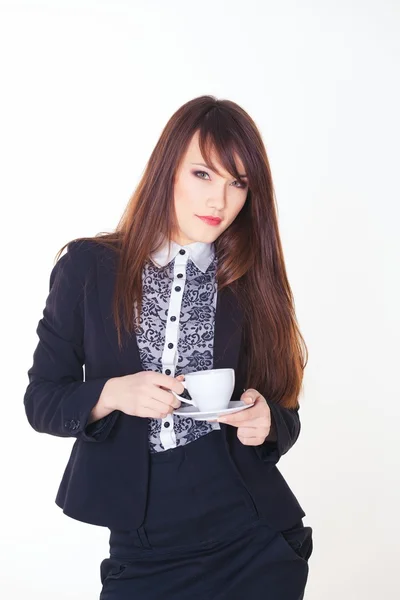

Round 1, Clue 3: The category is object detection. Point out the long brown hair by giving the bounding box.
[56,95,308,409]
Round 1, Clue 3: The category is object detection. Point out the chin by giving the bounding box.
[175,221,220,245]
[189,232,218,244]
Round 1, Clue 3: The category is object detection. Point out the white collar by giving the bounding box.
[150,238,215,273]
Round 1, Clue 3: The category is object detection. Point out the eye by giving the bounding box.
[193,170,210,180]
[193,170,247,189]
[233,179,248,189]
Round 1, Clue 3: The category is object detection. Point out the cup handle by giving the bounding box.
[171,382,197,406]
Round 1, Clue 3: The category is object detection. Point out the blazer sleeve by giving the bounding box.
[23,241,119,442]
[254,400,301,463]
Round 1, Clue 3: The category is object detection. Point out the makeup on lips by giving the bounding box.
[196,215,222,226]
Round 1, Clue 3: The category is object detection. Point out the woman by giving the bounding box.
[24,95,313,599]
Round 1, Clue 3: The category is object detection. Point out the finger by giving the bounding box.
[237,426,269,438]
[152,387,182,409]
[240,389,262,402]
[217,408,257,424]
[151,371,185,393]
[136,406,169,420]
[142,399,172,418]
[237,432,267,446]
[148,387,181,413]
[217,418,259,428]
[241,395,256,405]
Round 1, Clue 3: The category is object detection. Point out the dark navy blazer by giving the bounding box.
[24,240,306,531]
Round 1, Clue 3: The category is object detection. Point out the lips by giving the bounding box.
[197,215,222,225]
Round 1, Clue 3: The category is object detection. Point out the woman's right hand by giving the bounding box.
[100,371,185,419]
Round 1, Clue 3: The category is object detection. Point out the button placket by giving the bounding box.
[160,250,188,451]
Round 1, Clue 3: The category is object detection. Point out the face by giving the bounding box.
[172,130,248,246]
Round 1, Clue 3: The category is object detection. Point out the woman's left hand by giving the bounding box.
[214,389,272,446]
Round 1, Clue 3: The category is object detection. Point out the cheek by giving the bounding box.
[174,178,203,211]
[225,199,246,224]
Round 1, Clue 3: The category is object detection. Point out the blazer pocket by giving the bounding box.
[279,521,313,564]
[100,557,129,584]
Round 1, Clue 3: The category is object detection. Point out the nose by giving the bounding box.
[207,185,228,211]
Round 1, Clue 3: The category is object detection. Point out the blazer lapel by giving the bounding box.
[213,285,244,372]
[96,246,142,376]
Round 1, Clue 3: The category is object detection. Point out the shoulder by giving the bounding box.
[54,237,120,285]
[66,237,120,260]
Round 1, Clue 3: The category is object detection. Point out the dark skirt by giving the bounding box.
[99,430,313,599]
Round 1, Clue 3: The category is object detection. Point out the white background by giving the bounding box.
[1,0,399,598]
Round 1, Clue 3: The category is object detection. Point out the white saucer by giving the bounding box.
[173,400,254,421]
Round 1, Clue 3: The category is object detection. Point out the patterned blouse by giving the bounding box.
[136,238,221,453]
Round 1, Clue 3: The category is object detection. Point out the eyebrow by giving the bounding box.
[190,162,247,178]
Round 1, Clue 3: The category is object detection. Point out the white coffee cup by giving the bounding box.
[171,368,235,412]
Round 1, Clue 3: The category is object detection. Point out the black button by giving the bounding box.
[165,369,171,375]
[168,343,173,349]
[177,273,183,278]
[175,286,181,292]
[164,421,170,428]
[64,420,71,428]
[170,316,176,322]
[178,356,182,362]
[179,249,186,255]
